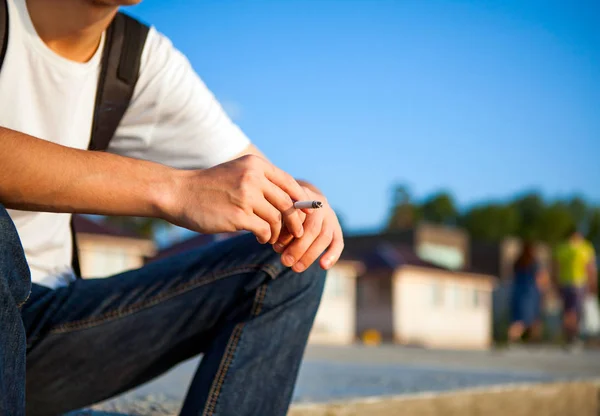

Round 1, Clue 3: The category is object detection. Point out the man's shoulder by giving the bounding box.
[137,23,192,79]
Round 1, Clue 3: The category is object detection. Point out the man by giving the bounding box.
[554,227,597,349]
[0,0,343,415]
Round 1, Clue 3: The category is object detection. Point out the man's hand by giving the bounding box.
[162,155,309,245]
[272,186,344,272]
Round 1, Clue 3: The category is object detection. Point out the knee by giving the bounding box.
[270,254,327,315]
[301,261,327,303]
[219,233,326,311]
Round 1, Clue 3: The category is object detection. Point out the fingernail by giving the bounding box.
[297,227,304,238]
[323,256,335,269]
[294,262,306,272]
[283,254,295,267]
[274,243,285,252]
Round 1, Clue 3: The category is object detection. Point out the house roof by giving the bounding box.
[72,215,144,239]
[343,241,448,271]
[371,243,448,270]
[342,232,492,277]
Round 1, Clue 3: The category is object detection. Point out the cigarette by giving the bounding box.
[293,200,323,209]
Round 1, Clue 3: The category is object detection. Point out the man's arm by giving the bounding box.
[0,126,169,216]
[0,126,306,246]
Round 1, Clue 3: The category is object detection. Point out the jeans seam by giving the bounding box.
[251,284,268,316]
[203,283,269,416]
[48,265,269,335]
[202,323,245,416]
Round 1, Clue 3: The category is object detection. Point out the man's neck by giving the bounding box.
[26,0,119,63]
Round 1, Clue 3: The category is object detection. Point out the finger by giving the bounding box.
[319,228,344,270]
[281,214,323,268]
[273,209,308,252]
[242,214,272,244]
[252,199,283,244]
[273,208,307,252]
[262,163,309,206]
[262,181,304,239]
[273,228,294,253]
[294,227,334,273]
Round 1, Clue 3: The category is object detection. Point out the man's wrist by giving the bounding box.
[148,164,183,222]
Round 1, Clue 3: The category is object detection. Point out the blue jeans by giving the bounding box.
[0,205,326,416]
[0,205,32,415]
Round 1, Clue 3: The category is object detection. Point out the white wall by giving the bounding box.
[78,235,155,278]
[309,264,357,345]
[393,268,493,350]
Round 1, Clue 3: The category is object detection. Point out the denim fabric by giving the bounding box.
[0,202,325,416]
[0,204,32,416]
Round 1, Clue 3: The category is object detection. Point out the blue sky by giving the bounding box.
[128,0,600,233]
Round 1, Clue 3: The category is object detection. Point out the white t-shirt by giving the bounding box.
[0,0,251,288]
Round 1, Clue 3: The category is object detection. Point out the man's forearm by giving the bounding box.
[0,127,173,217]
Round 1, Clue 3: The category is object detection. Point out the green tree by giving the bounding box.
[420,191,458,225]
[387,184,421,230]
[536,202,576,245]
[587,208,600,246]
[511,193,545,241]
[567,196,588,229]
[461,203,520,242]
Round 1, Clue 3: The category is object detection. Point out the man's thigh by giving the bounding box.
[22,233,282,416]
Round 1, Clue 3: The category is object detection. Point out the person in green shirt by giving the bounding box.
[554,227,598,347]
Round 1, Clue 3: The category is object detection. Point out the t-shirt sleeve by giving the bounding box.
[108,27,251,169]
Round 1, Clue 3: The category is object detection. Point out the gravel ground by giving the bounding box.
[66,344,600,416]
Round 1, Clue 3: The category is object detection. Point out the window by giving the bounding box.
[417,243,465,270]
[430,281,444,307]
[448,284,460,309]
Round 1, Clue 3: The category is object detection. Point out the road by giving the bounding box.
[74,344,600,416]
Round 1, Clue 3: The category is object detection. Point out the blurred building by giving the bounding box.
[344,224,470,271]
[308,260,364,345]
[341,240,496,350]
[73,215,156,278]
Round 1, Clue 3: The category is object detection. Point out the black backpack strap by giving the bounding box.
[0,0,8,72]
[72,12,149,277]
[89,12,149,151]
[70,216,82,277]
